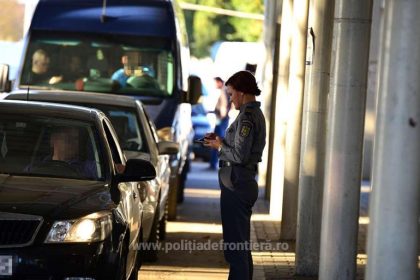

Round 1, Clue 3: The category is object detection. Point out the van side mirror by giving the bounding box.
[187,75,202,104]
[0,64,11,93]
[118,158,156,182]
[157,141,179,155]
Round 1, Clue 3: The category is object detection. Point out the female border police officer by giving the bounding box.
[204,70,266,280]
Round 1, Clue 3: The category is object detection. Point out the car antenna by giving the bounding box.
[101,0,108,23]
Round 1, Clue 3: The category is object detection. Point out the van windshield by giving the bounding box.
[19,32,175,97]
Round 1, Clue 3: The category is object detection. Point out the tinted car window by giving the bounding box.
[93,105,148,153]
[56,103,148,153]
[102,120,125,165]
[142,106,160,145]
[0,114,103,180]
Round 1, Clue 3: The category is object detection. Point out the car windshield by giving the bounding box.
[0,114,104,180]
[19,31,175,97]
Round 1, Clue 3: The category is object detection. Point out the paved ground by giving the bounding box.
[139,161,228,279]
[139,161,417,280]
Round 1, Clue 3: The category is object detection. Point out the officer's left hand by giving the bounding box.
[203,135,222,150]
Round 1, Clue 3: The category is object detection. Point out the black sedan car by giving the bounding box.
[0,101,155,280]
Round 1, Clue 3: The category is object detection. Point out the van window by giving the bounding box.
[20,31,175,97]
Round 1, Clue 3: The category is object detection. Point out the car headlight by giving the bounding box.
[45,211,112,243]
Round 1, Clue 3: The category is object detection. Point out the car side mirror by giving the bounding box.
[157,141,179,155]
[187,75,202,105]
[0,64,11,93]
[156,127,173,142]
[119,158,156,182]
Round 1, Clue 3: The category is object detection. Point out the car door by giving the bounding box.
[102,119,141,276]
[138,104,171,213]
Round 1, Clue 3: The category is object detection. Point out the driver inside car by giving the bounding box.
[111,51,159,91]
[26,126,98,179]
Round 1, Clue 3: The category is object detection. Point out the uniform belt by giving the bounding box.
[219,160,257,171]
[219,161,233,167]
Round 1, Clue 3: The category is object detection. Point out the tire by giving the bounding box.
[177,158,190,203]
[136,227,144,269]
[129,230,142,280]
[167,174,179,221]
[142,204,160,262]
[128,263,139,280]
[115,239,128,280]
[158,201,168,241]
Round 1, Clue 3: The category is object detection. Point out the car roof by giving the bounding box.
[0,100,103,122]
[32,0,175,38]
[6,91,140,109]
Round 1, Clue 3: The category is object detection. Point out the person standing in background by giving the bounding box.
[209,77,230,170]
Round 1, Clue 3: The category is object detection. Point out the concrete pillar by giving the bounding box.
[318,0,373,279]
[295,0,334,275]
[260,0,282,199]
[362,0,385,181]
[268,0,293,219]
[280,0,310,241]
[366,0,420,279]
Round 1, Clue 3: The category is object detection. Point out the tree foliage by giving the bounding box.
[0,0,24,41]
[182,0,264,58]
[228,0,263,42]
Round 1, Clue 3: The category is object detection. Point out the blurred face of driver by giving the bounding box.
[123,52,141,76]
[51,127,80,161]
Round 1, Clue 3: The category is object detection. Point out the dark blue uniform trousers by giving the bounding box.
[220,166,259,280]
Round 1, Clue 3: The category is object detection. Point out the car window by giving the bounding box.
[142,106,160,144]
[102,120,125,165]
[0,114,104,180]
[49,102,149,153]
[93,105,149,153]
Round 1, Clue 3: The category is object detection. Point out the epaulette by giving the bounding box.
[244,107,254,115]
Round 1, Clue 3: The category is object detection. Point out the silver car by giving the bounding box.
[6,91,178,261]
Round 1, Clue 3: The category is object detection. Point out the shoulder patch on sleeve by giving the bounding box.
[239,120,253,137]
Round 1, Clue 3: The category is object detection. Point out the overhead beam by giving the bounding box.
[179,2,264,21]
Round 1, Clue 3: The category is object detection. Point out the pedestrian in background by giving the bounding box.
[204,71,266,280]
[209,77,230,170]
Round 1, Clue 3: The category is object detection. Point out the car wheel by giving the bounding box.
[136,227,144,268]
[167,174,179,221]
[158,201,168,241]
[142,204,160,262]
[129,230,142,280]
[177,158,190,203]
[115,239,128,280]
[128,262,139,280]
